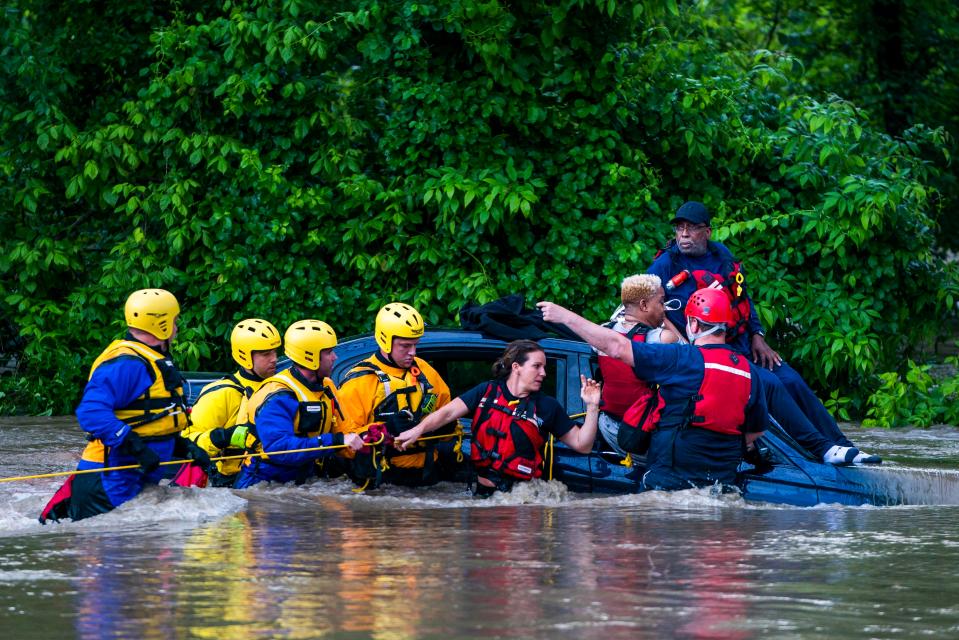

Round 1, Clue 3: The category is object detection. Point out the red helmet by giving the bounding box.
[685,288,732,325]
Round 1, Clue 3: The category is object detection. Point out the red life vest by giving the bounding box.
[687,347,752,435]
[598,324,653,419]
[598,323,664,454]
[690,263,752,337]
[470,382,546,481]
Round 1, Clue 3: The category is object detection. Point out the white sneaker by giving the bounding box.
[853,451,882,464]
[823,445,859,465]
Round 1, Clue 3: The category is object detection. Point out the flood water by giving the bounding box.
[2,417,959,639]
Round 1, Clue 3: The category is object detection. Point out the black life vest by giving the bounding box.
[470,382,546,482]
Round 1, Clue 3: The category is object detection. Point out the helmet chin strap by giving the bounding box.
[686,320,724,344]
[380,349,401,368]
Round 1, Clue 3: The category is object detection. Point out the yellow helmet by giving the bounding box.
[124,289,180,340]
[231,319,281,370]
[284,320,337,371]
[374,303,424,353]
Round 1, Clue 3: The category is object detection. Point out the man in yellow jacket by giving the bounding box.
[336,303,456,488]
[182,318,281,486]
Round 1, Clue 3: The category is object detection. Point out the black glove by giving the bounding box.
[209,427,232,450]
[617,425,651,455]
[117,432,160,474]
[209,425,252,450]
[174,435,212,469]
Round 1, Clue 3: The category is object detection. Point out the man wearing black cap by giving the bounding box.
[646,200,881,465]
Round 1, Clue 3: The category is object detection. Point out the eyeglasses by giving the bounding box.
[673,223,709,234]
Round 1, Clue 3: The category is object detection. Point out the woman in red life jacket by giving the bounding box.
[394,340,601,496]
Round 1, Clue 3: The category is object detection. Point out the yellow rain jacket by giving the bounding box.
[183,369,266,479]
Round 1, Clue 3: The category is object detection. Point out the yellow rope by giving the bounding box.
[0,442,351,484]
[452,421,465,463]
[349,424,466,493]
[546,435,554,481]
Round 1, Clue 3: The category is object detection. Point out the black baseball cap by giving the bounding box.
[670,201,711,226]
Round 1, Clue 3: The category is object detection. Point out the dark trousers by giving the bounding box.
[755,365,853,459]
[772,362,854,447]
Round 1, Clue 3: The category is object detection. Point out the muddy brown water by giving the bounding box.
[1,417,959,639]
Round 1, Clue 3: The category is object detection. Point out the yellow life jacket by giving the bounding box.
[186,371,265,478]
[340,359,438,434]
[246,368,341,445]
[80,339,188,464]
[88,339,188,437]
[340,357,443,470]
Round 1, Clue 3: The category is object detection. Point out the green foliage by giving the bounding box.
[700,0,959,246]
[863,358,959,427]
[1,0,956,421]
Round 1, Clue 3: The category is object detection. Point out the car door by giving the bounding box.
[542,344,644,494]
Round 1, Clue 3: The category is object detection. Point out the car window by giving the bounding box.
[422,353,560,400]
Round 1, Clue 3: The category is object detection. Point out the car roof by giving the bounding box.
[182,328,594,405]
[332,328,591,360]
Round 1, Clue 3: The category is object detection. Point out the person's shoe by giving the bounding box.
[823,445,859,465]
[853,451,882,464]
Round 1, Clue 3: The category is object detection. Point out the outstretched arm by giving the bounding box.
[394,398,469,451]
[537,302,635,367]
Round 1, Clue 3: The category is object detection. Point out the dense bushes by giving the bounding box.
[1,1,956,418]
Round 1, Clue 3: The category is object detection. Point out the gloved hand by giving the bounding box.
[744,442,773,470]
[229,425,249,449]
[117,432,160,474]
[210,425,250,450]
[174,435,212,469]
[421,393,438,415]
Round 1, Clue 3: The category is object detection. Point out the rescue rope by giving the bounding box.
[546,435,554,481]
[413,423,466,459]
[0,441,355,484]
[350,424,466,493]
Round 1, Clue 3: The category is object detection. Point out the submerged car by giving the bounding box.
[184,329,914,507]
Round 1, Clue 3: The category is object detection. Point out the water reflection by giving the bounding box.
[4,420,959,639]
[73,532,183,639]
[178,513,260,639]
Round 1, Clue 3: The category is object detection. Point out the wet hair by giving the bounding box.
[621,274,662,305]
[492,339,544,379]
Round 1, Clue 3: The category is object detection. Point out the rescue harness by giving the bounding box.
[470,381,547,485]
